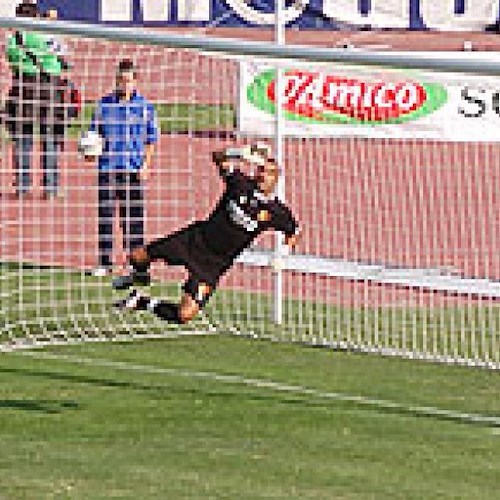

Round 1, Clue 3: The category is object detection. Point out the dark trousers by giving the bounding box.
[12,133,59,195]
[98,171,144,268]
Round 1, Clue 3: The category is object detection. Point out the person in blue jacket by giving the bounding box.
[86,59,158,276]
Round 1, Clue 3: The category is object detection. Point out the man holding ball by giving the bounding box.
[80,59,158,276]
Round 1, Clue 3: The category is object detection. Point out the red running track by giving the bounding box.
[2,134,499,307]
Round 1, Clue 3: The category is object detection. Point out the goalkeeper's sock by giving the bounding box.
[132,270,151,286]
[130,255,149,274]
[115,289,149,311]
[148,299,182,324]
[128,254,151,286]
[115,290,181,324]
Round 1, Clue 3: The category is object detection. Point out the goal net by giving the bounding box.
[1,19,499,368]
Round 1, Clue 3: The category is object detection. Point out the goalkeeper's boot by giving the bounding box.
[114,289,149,311]
[112,271,151,290]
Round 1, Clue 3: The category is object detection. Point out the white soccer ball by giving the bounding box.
[78,130,103,157]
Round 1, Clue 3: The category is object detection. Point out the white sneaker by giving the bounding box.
[91,267,110,277]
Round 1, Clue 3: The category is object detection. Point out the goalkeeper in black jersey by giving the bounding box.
[113,143,300,324]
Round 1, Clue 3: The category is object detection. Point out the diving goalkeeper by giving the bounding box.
[113,143,300,325]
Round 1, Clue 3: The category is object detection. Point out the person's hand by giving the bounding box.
[139,166,150,181]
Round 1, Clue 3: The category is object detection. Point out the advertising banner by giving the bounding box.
[1,1,499,31]
[238,54,500,142]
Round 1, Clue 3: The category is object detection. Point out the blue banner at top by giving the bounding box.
[3,1,500,31]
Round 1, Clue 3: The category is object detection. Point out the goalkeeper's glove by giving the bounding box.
[225,146,268,166]
[224,146,252,160]
[251,142,272,159]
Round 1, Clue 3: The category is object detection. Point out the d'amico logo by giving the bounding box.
[247,69,447,124]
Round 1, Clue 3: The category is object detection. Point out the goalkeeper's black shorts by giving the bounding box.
[146,222,231,306]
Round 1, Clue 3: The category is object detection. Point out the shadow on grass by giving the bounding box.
[0,365,160,393]
[0,398,79,414]
[0,364,497,428]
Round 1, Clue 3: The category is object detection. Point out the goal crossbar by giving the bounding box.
[0,17,499,76]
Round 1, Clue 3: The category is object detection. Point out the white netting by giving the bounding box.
[0,32,238,345]
[1,23,499,368]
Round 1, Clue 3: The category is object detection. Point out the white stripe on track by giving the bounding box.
[16,350,500,428]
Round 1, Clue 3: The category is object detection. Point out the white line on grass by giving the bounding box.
[16,350,500,428]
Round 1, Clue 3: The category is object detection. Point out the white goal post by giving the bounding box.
[1,17,499,369]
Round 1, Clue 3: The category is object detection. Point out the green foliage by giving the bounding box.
[69,103,235,136]
[0,104,234,145]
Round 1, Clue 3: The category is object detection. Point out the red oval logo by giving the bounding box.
[267,71,427,122]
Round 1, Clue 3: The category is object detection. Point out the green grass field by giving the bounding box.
[1,337,500,499]
[2,265,500,498]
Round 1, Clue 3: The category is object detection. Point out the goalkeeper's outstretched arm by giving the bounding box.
[285,233,299,250]
[212,146,248,174]
[212,149,231,171]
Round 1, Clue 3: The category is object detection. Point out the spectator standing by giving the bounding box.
[86,59,158,276]
[4,0,69,199]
